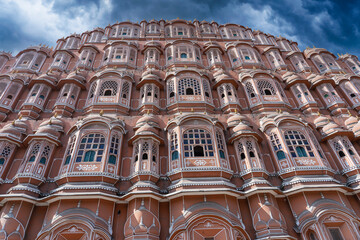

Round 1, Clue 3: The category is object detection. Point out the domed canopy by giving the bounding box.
[352,121,360,137]
[24,116,64,146]
[135,123,159,136]
[130,120,164,145]
[227,114,247,128]
[0,119,28,145]
[345,116,358,130]
[321,120,352,140]
[228,121,262,143]
[135,114,161,129]
[314,115,330,129]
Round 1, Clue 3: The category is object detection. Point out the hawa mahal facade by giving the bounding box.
[0,19,359,240]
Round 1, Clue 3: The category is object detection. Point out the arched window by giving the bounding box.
[121,81,130,100]
[183,129,214,157]
[0,143,14,165]
[270,133,286,160]
[276,150,286,160]
[194,146,204,156]
[76,134,106,162]
[186,88,194,95]
[284,130,314,158]
[203,80,211,98]
[108,134,120,165]
[181,53,187,58]
[28,143,40,162]
[64,135,76,165]
[88,82,97,99]
[257,80,276,96]
[99,81,118,96]
[39,145,51,164]
[172,151,179,160]
[178,78,201,95]
[216,131,226,159]
[308,231,318,240]
[245,82,256,98]
[170,131,179,161]
[328,228,344,240]
[168,79,175,99]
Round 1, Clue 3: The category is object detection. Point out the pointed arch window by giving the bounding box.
[170,131,179,161]
[0,143,14,165]
[76,133,106,163]
[28,143,40,162]
[270,133,286,160]
[64,135,76,165]
[216,131,226,159]
[108,133,120,165]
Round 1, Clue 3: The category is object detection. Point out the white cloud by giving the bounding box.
[219,3,298,40]
[0,0,112,48]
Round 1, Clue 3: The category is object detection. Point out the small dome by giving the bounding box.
[345,116,358,130]
[0,119,27,141]
[322,121,342,135]
[227,114,247,128]
[233,121,253,133]
[124,204,160,237]
[136,114,160,129]
[353,121,360,136]
[135,123,159,136]
[36,117,64,139]
[314,115,329,129]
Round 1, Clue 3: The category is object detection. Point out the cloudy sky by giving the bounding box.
[0,0,359,57]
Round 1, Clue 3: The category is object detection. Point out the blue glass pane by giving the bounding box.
[0,158,5,165]
[108,155,116,164]
[209,152,214,157]
[76,157,82,162]
[96,157,102,162]
[99,144,105,149]
[88,138,93,143]
[93,144,98,149]
[40,157,46,164]
[65,156,71,165]
[172,151,179,160]
[277,151,286,160]
[29,156,36,162]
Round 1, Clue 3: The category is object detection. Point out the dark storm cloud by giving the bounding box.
[0,0,359,57]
